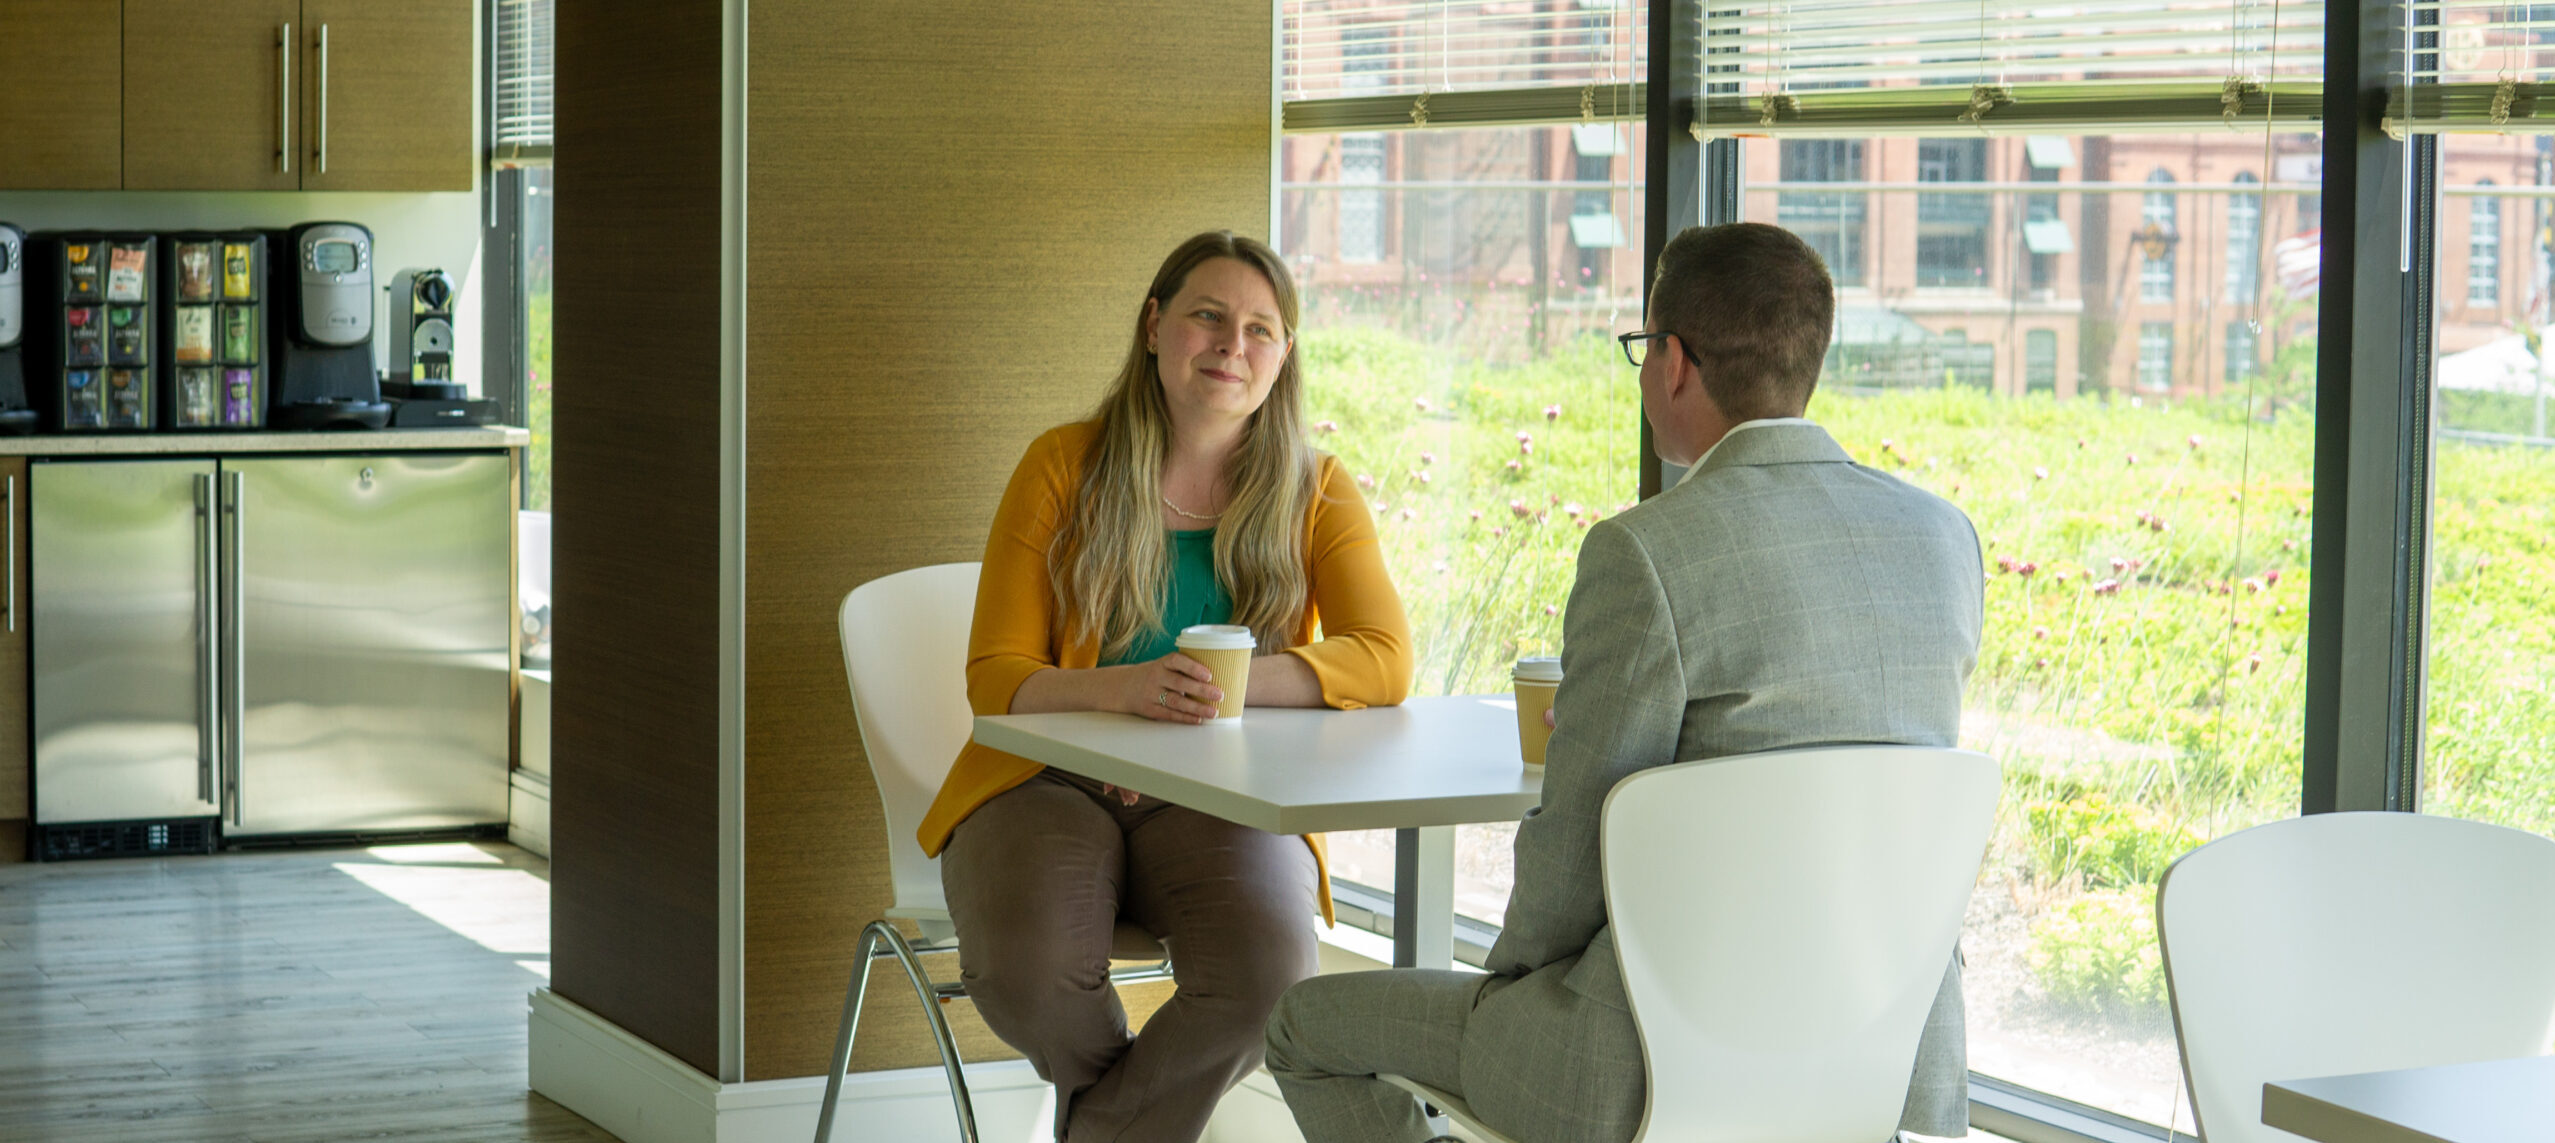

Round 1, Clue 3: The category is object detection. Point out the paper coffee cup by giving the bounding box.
[1175,624,1256,721]
[1513,656,1563,768]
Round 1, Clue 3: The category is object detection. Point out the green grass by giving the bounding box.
[525,289,552,513]
[1305,323,2555,1015]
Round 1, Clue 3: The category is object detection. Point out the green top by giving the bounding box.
[1103,527,1234,666]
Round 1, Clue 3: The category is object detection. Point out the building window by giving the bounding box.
[1916,138,1990,288]
[2026,329,2058,393]
[2140,168,2177,302]
[1339,135,1387,264]
[2227,171,2261,303]
[2469,181,2500,307]
[2226,320,2258,382]
[2137,321,2174,392]
[1779,140,1867,287]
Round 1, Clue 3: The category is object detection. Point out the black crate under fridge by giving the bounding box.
[159,232,268,429]
[25,233,158,431]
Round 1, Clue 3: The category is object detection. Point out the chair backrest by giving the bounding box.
[838,562,982,919]
[1600,745,2000,1143]
[2157,812,2555,1143]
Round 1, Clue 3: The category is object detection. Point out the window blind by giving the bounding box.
[1283,0,1646,132]
[2388,1,2555,134]
[493,0,554,164]
[1697,0,2322,137]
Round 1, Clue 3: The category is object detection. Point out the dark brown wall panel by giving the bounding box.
[741,1,1271,1080]
[549,0,726,1076]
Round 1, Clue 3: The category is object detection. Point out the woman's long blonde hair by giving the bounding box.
[1052,231,1317,661]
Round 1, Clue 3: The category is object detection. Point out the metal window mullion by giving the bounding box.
[1646,0,1706,502]
[2304,0,2433,816]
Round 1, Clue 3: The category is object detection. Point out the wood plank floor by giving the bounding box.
[0,841,620,1142]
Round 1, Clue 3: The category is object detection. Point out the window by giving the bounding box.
[1339,135,1388,263]
[2137,320,2174,391]
[2141,168,2178,302]
[2026,329,2058,393]
[490,0,553,513]
[2468,180,2500,307]
[1916,138,1990,288]
[2428,148,2554,842]
[1751,134,2316,1132]
[2227,171,2262,303]
[1779,140,1868,287]
[2225,320,2258,382]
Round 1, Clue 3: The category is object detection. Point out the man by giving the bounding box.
[1263,222,1984,1143]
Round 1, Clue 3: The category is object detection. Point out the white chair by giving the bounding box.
[1385,745,2001,1143]
[2156,811,2555,1143]
[815,562,1172,1143]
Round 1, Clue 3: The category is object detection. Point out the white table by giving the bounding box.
[2263,1056,2555,1143]
[973,694,1543,969]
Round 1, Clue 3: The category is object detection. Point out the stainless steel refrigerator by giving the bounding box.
[32,453,512,847]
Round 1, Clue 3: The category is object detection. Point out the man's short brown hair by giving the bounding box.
[1649,222,1835,421]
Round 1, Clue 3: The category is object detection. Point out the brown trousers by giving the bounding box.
[940,769,1320,1143]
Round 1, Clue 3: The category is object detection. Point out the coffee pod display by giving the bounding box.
[1173,624,1256,722]
[1513,656,1564,768]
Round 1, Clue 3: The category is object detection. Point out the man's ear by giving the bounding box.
[1665,334,1702,401]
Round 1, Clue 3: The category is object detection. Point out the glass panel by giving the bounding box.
[1748,131,2319,1132]
[524,166,554,513]
[2426,139,2555,838]
[1281,124,1648,926]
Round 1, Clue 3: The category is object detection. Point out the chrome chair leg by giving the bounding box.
[814,920,979,1143]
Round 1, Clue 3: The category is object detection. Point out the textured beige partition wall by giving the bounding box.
[743,3,1272,1080]
[549,0,726,1077]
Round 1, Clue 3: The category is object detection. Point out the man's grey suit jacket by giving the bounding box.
[1485,420,1985,1135]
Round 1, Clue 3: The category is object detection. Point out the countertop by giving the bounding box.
[0,426,530,455]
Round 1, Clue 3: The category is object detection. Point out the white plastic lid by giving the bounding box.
[1513,656,1563,682]
[1176,624,1257,651]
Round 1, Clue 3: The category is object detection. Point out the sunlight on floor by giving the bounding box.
[335,846,549,958]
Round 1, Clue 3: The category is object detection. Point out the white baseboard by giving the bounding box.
[509,770,552,858]
[528,988,1057,1143]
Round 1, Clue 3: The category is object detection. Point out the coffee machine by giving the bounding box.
[0,224,34,434]
[387,267,460,398]
[267,221,390,430]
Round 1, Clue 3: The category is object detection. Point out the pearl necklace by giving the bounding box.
[1161,493,1222,521]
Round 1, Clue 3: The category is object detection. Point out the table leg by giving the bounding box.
[1392,826,1455,969]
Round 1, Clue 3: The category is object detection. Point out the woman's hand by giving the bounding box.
[1115,653,1223,724]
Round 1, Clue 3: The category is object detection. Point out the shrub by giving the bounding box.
[2023,795,2205,889]
[2028,889,2168,1017]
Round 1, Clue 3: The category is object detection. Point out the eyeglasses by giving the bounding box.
[1616,330,1699,369]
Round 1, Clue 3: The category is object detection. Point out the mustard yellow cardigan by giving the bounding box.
[917,421,1415,923]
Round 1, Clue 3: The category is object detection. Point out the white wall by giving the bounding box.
[0,189,490,395]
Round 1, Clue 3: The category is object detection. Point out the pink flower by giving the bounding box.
[2093,579,2123,595]
[1400,508,1416,521]
[2243,577,2265,593]
[1419,452,1436,465]
[1517,430,1534,444]
[2032,625,2050,640]
[1544,404,1562,421]
[1575,517,1590,528]
[2033,466,2049,481]
[1565,502,1585,518]
[2110,556,2129,573]
[1506,459,1523,472]
[1550,492,1564,505]
[2282,539,2297,551]
[2017,561,2039,578]
[1314,420,1339,434]
[2246,653,2263,673]
[2187,434,2203,450]
[2262,568,2281,586]
[1469,509,1483,521]
[2125,453,2139,466]
[1414,397,1432,412]
[1356,474,1374,488]
[1996,554,2020,574]
[1545,604,1559,616]
[2034,657,2050,668]
[1510,500,1532,518]
[1415,470,1431,484]
[2076,438,2087,450]
[1520,440,1533,457]
[1491,527,1506,537]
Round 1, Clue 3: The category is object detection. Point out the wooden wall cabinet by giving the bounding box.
[0,457,29,862]
[6,0,472,192]
[0,1,125,189]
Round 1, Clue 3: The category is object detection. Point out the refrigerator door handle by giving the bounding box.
[222,470,245,827]
[196,474,217,805]
[316,25,330,174]
[278,23,293,174]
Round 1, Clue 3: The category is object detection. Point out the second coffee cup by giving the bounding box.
[1513,656,1563,767]
[1175,624,1256,722]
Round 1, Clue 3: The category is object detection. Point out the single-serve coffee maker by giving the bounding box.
[267,221,390,430]
[0,224,33,434]
[387,267,460,398]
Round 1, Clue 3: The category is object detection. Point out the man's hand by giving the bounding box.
[1544,707,1556,730]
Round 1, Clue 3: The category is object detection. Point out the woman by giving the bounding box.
[916,231,1412,1142]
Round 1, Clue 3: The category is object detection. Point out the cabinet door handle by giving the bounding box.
[223,470,245,827]
[317,24,330,175]
[279,23,293,174]
[196,473,217,804]
[3,474,14,635]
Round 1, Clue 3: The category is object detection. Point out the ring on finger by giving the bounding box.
[1157,690,1170,707]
